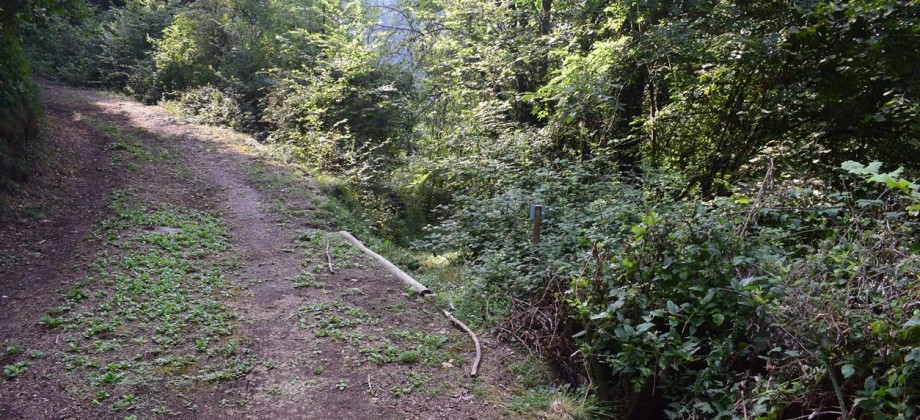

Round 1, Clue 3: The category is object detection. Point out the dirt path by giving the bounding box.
[0,82,530,419]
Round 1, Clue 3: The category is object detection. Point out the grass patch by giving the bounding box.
[506,388,606,419]
[82,116,176,173]
[3,361,30,378]
[357,329,452,366]
[509,354,552,388]
[292,271,323,288]
[38,189,247,409]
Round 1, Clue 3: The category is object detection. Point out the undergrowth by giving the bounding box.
[0,16,43,201]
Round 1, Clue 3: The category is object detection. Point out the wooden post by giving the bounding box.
[532,204,542,245]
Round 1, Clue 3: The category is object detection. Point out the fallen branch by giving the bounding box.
[443,310,482,377]
[324,240,335,274]
[338,231,432,296]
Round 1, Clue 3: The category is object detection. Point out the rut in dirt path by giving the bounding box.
[1,82,525,420]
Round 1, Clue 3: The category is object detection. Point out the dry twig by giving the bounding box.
[324,240,335,274]
[443,310,482,377]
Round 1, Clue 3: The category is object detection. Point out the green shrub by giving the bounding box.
[24,4,102,85]
[426,158,920,418]
[176,85,251,129]
[149,11,217,96]
[397,350,419,364]
[3,361,30,379]
[264,65,414,172]
[1,7,43,195]
[96,0,173,91]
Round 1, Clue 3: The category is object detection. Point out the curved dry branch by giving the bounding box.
[324,240,335,274]
[443,310,482,377]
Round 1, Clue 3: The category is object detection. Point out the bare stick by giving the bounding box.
[324,240,335,274]
[338,231,432,296]
[443,310,482,377]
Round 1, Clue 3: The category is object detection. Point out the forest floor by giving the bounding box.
[0,81,552,419]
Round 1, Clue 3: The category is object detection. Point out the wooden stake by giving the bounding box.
[338,231,433,296]
[443,310,482,377]
[532,204,543,245]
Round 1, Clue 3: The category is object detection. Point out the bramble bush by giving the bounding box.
[424,157,919,418]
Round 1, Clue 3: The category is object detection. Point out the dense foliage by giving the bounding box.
[431,159,920,417]
[0,0,45,193]
[20,0,920,417]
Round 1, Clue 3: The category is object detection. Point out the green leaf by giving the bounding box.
[630,225,646,237]
[856,199,884,208]
[712,313,725,326]
[589,312,608,320]
[692,401,714,414]
[666,300,680,313]
[842,160,882,176]
[636,322,655,333]
[700,288,716,304]
[886,178,917,193]
[905,348,920,363]
[904,316,920,330]
[841,364,855,379]
[614,325,632,340]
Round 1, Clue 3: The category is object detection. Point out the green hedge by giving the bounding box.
[0,18,42,193]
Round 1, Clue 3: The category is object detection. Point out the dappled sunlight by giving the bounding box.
[420,253,455,269]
